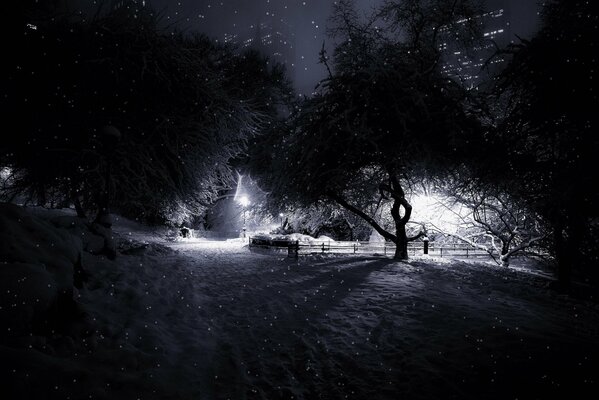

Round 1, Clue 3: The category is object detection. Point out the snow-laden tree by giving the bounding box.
[267,202,372,241]
[425,186,548,267]
[252,0,483,259]
[1,4,292,227]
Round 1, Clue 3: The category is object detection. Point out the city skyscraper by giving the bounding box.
[223,19,296,78]
[110,0,147,12]
[439,0,513,88]
[439,0,540,89]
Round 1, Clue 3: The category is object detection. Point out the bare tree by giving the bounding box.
[427,187,548,267]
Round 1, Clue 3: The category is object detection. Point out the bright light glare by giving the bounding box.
[410,194,440,212]
[239,195,249,207]
[409,193,467,234]
[410,193,454,227]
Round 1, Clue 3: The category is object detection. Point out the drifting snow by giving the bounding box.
[1,206,599,399]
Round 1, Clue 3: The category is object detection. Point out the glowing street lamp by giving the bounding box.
[239,195,250,207]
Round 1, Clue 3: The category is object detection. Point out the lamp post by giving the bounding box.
[95,125,121,228]
[239,195,249,238]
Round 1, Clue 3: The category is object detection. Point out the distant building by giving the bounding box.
[110,0,149,18]
[107,0,157,23]
[439,0,512,88]
[111,0,147,11]
[224,20,296,67]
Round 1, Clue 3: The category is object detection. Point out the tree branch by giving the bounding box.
[328,192,397,242]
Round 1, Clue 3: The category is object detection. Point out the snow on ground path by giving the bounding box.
[163,243,599,400]
[5,238,599,400]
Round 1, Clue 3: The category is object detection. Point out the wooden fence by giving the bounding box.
[248,238,495,259]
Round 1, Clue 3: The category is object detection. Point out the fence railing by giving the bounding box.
[249,238,496,259]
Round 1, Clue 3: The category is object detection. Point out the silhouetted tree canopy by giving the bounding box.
[2,4,292,225]
[492,0,599,286]
[250,0,483,259]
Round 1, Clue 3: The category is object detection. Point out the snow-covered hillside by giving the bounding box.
[1,206,598,399]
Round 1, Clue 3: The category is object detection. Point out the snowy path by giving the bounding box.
[5,241,599,400]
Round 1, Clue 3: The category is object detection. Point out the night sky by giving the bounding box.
[68,1,541,94]
[146,0,344,94]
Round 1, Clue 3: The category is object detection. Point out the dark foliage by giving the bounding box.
[2,4,291,226]
[492,0,599,286]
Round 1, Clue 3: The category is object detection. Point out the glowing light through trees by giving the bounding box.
[238,195,250,207]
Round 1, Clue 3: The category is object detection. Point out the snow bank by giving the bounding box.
[290,233,337,243]
[252,232,338,244]
[0,204,83,339]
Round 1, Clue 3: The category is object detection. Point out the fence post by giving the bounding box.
[466,247,469,258]
[384,242,386,256]
[353,243,357,254]
[440,247,443,258]
[288,240,299,258]
[322,242,325,253]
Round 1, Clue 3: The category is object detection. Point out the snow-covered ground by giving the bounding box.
[2,207,599,399]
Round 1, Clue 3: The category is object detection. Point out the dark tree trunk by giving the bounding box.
[327,172,413,261]
[394,223,409,259]
[94,159,112,227]
[548,178,585,291]
[92,156,116,260]
[500,243,510,267]
[554,213,583,291]
[344,217,354,241]
[388,174,412,260]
